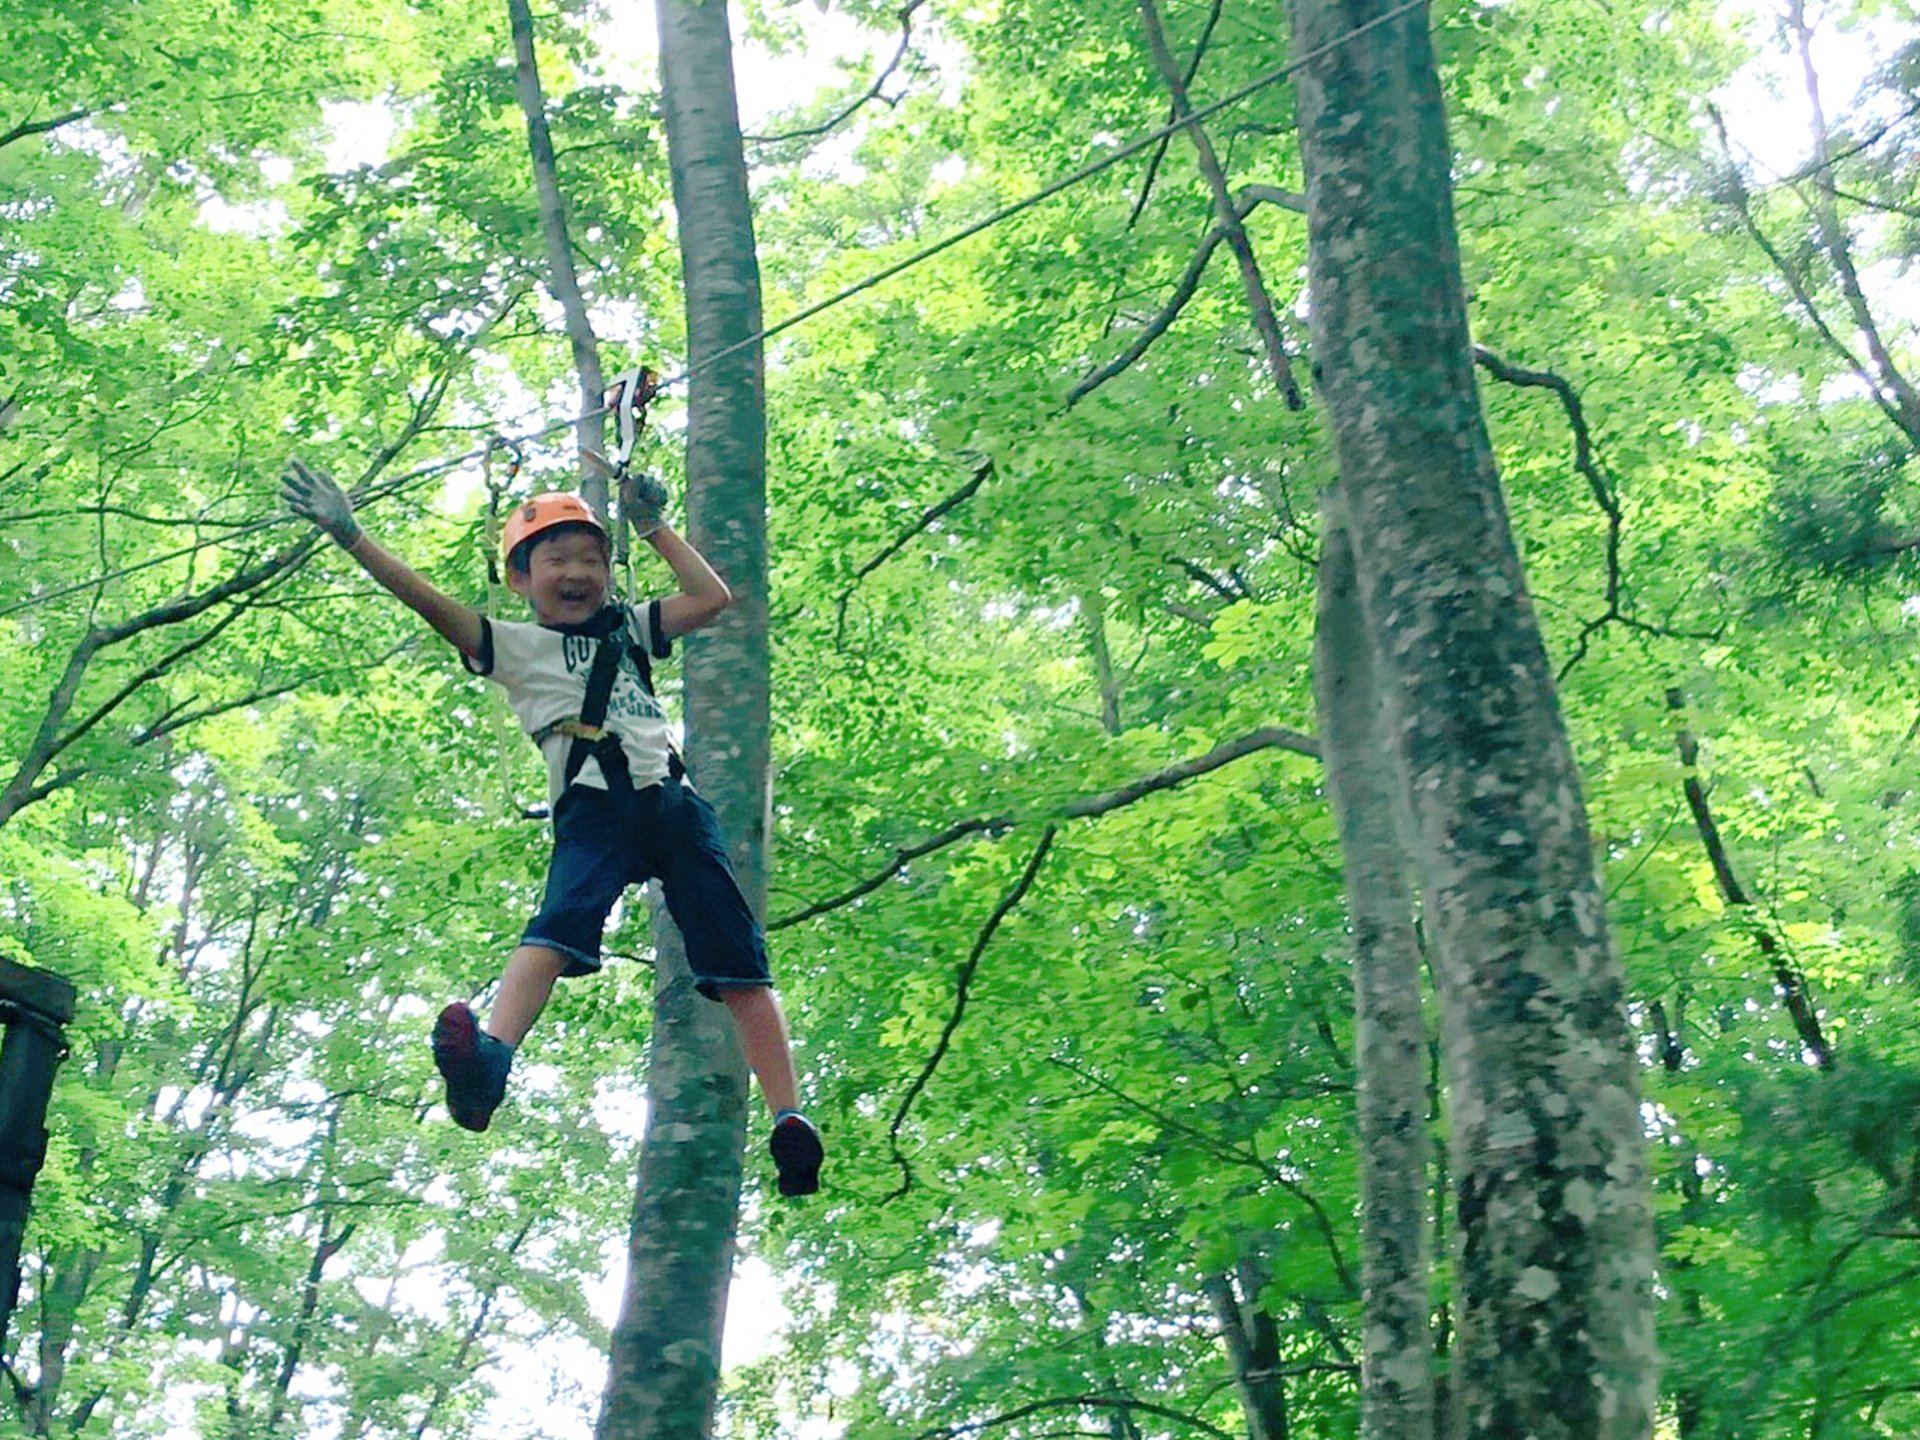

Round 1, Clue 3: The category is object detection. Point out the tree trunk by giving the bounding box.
[1313,516,1433,1440]
[597,0,766,1434]
[506,0,609,501]
[1284,5,1657,1438]
[1204,1271,1290,1440]
[1082,591,1122,735]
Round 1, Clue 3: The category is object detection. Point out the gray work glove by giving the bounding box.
[281,458,362,547]
[622,471,671,538]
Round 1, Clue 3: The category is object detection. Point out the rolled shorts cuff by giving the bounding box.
[694,974,773,1003]
[520,933,602,978]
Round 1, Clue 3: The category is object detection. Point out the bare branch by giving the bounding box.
[0,106,93,151]
[1473,344,1721,675]
[748,0,927,147]
[772,726,1318,930]
[1668,687,1833,1069]
[834,459,995,643]
[886,825,1056,1201]
[1135,0,1302,409]
[905,1394,1239,1440]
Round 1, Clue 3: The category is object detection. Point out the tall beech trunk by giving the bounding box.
[1284,5,1656,1437]
[1314,517,1433,1440]
[506,0,608,498]
[597,0,766,1434]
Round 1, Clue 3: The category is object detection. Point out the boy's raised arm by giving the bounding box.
[647,526,733,640]
[283,459,484,659]
[624,473,732,640]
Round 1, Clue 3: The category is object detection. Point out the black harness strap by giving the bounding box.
[561,626,629,791]
[557,603,685,794]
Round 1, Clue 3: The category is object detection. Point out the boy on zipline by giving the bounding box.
[281,460,824,1197]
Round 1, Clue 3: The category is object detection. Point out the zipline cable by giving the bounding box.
[656,0,1427,389]
[0,0,1425,623]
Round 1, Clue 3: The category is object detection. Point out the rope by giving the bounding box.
[480,440,532,815]
[0,0,1426,623]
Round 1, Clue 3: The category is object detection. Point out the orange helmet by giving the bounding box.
[502,492,607,566]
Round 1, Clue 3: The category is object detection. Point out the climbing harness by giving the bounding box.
[481,438,528,815]
[481,435,525,590]
[533,601,687,793]
[604,366,659,479]
[599,366,661,580]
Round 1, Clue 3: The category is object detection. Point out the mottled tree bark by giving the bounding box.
[596,0,765,1435]
[1284,4,1657,1437]
[1204,1270,1290,1440]
[506,0,609,502]
[1314,517,1433,1440]
[1082,590,1123,735]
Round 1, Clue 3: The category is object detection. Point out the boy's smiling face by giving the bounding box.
[509,526,611,627]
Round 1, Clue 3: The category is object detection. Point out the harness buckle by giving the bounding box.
[537,719,609,745]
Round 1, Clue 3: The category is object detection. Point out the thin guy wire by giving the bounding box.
[0,0,1425,623]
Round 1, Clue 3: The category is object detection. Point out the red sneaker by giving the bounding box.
[769,1112,824,1197]
[431,1003,511,1133]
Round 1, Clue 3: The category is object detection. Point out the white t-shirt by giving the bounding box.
[463,602,675,802]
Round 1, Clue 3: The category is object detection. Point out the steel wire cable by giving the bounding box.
[0,0,1427,622]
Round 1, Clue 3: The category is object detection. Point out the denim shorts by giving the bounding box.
[522,777,772,1001]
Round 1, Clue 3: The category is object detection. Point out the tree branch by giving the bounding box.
[0,540,319,829]
[834,459,995,644]
[1126,0,1226,229]
[0,341,467,827]
[771,726,1318,930]
[0,324,474,624]
[1061,725,1317,818]
[1667,687,1833,1069]
[1707,104,1914,443]
[906,1394,1239,1440]
[886,826,1057,1201]
[1049,1057,1359,1297]
[1473,344,1720,675]
[508,0,607,493]
[748,0,927,146]
[1071,221,1232,409]
[0,106,93,151]
[1135,0,1302,409]
[1169,555,1250,602]
[1787,0,1920,442]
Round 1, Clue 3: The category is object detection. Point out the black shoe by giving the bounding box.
[769,1113,823,1197]
[432,1003,511,1133]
